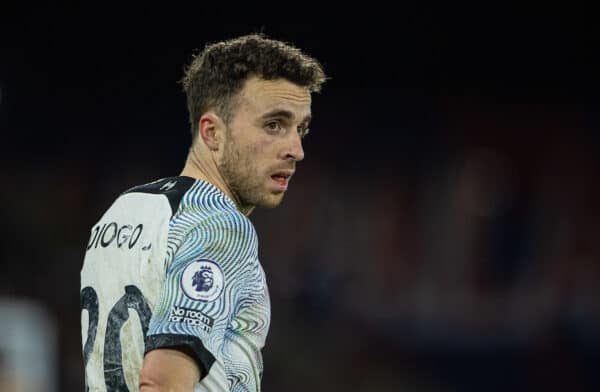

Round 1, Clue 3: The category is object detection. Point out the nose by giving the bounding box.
[283,131,305,162]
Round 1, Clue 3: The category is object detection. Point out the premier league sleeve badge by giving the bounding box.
[180,260,225,302]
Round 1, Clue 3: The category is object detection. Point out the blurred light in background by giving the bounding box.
[0,299,56,392]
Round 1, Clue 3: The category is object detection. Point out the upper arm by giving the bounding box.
[143,213,257,383]
[139,348,200,391]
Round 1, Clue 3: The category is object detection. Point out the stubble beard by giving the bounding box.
[219,138,284,210]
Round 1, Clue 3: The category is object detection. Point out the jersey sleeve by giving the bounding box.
[145,211,257,376]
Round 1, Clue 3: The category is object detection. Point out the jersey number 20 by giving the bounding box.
[80,285,152,391]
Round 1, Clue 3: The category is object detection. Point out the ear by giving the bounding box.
[198,112,224,151]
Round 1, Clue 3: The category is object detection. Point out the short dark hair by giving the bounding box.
[181,34,326,140]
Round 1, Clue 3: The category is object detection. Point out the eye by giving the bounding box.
[298,125,310,139]
[265,120,283,134]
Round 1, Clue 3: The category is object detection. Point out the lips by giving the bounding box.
[270,171,293,191]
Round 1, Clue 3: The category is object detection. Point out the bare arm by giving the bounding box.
[139,348,201,391]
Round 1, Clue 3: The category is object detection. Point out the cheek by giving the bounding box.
[253,136,275,156]
[243,137,272,163]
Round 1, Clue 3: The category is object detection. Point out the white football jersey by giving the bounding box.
[80,177,270,391]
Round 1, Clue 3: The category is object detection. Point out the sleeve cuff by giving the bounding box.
[145,333,216,378]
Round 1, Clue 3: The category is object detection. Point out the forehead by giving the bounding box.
[237,77,312,118]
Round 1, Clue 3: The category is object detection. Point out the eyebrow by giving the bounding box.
[260,109,312,125]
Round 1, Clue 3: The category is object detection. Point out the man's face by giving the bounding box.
[218,77,312,211]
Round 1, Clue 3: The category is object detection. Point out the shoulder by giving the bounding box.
[188,207,257,256]
[170,207,258,285]
[171,184,258,261]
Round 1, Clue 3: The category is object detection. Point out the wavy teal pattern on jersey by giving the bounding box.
[147,179,270,392]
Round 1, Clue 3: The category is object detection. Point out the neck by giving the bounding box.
[180,146,254,216]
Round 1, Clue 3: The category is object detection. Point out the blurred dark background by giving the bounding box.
[1,3,599,391]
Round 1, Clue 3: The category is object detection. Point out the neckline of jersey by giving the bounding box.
[177,175,239,211]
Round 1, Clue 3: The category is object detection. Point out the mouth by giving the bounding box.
[270,171,293,191]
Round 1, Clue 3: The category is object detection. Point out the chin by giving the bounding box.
[257,194,284,209]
